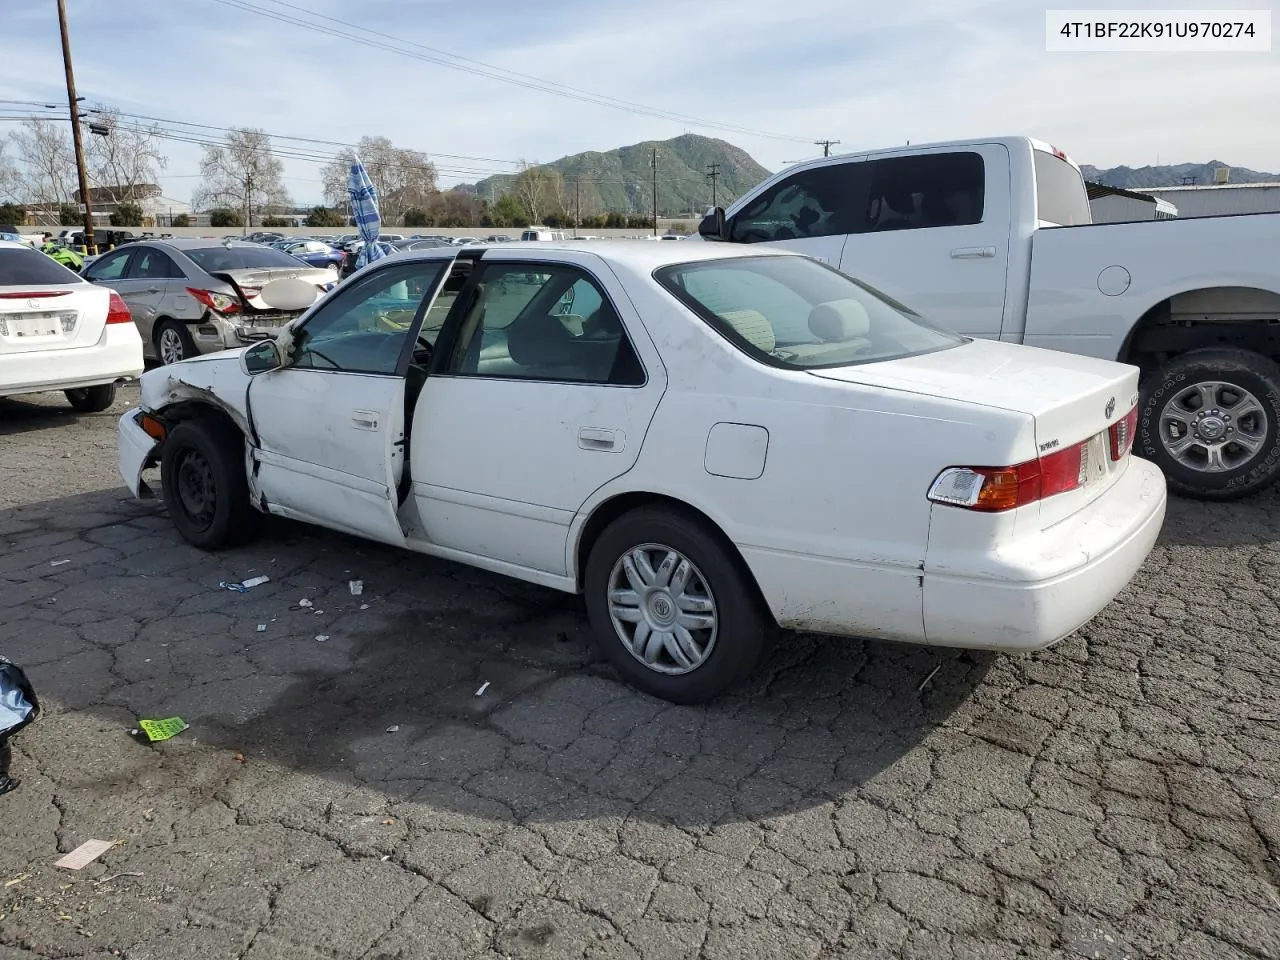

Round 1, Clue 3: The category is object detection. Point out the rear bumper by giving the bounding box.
[0,325,144,397]
[922,457,1167,650]
[118,406,160,498]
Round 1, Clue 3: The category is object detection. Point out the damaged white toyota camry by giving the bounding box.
[118,241,1166,703]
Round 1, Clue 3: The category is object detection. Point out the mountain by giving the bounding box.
[470,134,772,219]
[1081,160,1280,189]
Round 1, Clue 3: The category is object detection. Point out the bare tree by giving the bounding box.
[84,109,168,204]
[0,139,22,203]
[512,161,564,226]
[193,128,290,227]
[10,119,76,206]
[321,136,437,226]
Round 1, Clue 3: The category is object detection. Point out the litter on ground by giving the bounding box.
[50,560,70,567]
[55,839,116,871]
[386,725,400,733]
[349,579,364,595]
[256,624,267,632]
[315,635,329,643]
[135,717,188,743]
[475,681,490,697]
[240,575,270,589]
[298,599,313,608]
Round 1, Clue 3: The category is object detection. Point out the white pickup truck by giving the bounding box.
[694,136,1280,500]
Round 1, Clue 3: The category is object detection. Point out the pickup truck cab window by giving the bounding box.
[1032,150,1091,226]
[729,165,863,243]
[864,152,986,231]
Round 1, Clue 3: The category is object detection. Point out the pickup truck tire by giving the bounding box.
[584,507,770,704]
[1138,348,1280,501]
[64,383,116,413]
[160,418,257,550]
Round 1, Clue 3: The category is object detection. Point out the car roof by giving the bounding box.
[148,238,271,250]
[429,239,799,269]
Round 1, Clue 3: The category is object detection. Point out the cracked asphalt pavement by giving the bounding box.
[1,383,1279,960]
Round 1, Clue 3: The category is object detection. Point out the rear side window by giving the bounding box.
[0,248,82,285]
[129,249,184,280]
[1033,151,1091,226]
[865,152,985,231]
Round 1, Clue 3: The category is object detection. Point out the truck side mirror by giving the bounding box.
[698,206,727,241]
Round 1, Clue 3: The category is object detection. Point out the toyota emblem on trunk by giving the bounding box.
[1104,396,1116,419]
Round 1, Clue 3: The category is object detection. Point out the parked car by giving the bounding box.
[82,239,337,365]
[389,238,453,253]
[520,227,569,242]
[276,239,346,272]
[0,239,143,411]
[118,240,1165,703]
[696,135,1280,501]
[58,228,139,250]
[245,232,287,245]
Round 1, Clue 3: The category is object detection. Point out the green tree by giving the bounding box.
[110,202,144,227]
[261,216,290,227]
[604,212,627,229]
[403,207,432,227]
[170,213,191,227]
[306,205,346,227]
[0,202,25,225]
[59,203,81,226]
[488,194,530,228]
[209,207,243,228]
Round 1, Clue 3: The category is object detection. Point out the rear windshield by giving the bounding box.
[656,255,964,370]
[0,248,81,285]
[1033,151,1091,226]
[184,246,309,271]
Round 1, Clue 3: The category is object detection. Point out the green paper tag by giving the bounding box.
[137,717,188,742]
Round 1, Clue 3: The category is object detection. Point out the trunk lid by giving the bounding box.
[809,338,1141,527]
[213,265,336,312]
[0,283,109,355]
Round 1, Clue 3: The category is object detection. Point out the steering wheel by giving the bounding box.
[412,333,434,364]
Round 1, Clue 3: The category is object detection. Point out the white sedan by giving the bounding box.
[117,241,1166,703]
[1,239,144,411]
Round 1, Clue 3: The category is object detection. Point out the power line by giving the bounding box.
[206,0,814,144]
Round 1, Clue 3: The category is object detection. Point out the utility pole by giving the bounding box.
[651,148,659,236]
[706,162,720,208]
[243,172,254,234]
[574,179,581,234]
[814,139,841,158]
[57,0,94,253]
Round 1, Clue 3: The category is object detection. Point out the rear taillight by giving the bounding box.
[186,287,242,314]
[1109,405,1138,460]
[929,439,1089,512]
[106,291,132,324]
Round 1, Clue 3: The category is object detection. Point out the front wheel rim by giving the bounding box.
[159,327,185,364]
[1159,379,1269,473]
[607,543,718,676]
[175,447,217,529]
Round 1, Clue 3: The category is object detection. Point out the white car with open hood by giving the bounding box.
[117,240,1166,703]
[0,239,144,411]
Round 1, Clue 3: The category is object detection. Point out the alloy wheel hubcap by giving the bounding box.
[1159,380,1267,473]
[607,543,718,676]
[160,328,184,364]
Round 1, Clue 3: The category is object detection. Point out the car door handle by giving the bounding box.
[146,286,161,294]
[578,427,621,451]
[351,410,380,431]
[950,246,996,259]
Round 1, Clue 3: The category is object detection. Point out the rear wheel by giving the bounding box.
[64,383,116,413]
[160,418,257,550]
[584,507,770,704]
[155,319,196,365]
[1138,348,1280,500]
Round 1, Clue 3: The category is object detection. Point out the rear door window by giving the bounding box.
[864,152,986,231]
[1033,150,1091,226]
[128,249,184,280]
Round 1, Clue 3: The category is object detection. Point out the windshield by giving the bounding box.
[655,255,964,370]
[0,248,82,285]
[185,246,310,271]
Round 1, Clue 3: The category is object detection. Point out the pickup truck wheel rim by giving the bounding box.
[175,448,216,528]
[607,543,718,676]
[1159,379,1267,473]
[159,327,185,364]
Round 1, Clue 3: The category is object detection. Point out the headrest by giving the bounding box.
[507,315,574,367]
[718,309,775,353]
[809,299,871,342]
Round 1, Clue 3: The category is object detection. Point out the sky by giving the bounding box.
[2,0,1277,207]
